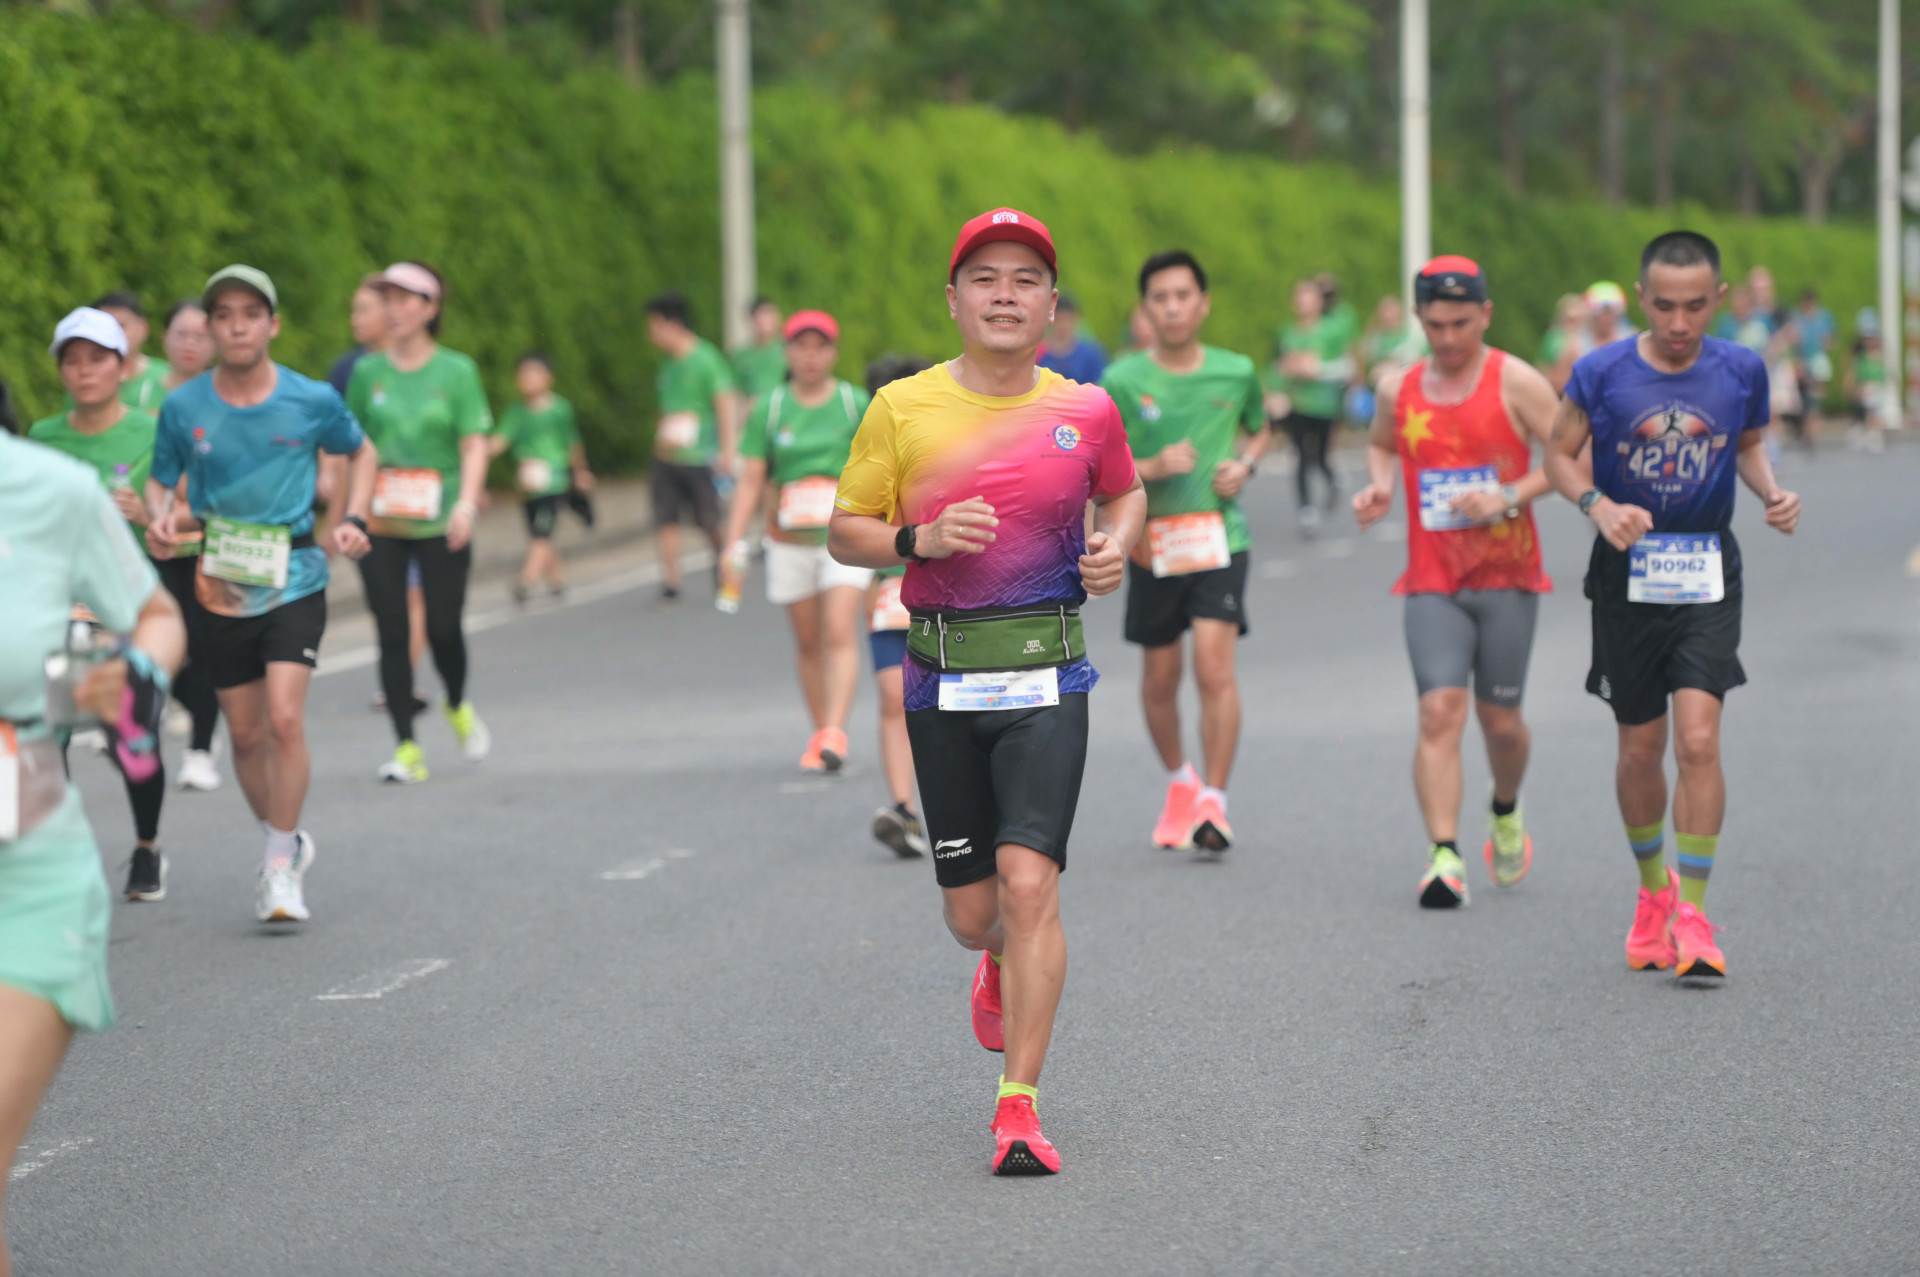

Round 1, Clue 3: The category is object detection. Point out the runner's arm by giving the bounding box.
[721,458,769,557]
[1496,355,1564,507]
[713,392,740,475]
[142,476,180,556]
[1548,397,1649,550]
[1081,475,1146,596]
[1735,429,1800,533]
[329,438,378,559]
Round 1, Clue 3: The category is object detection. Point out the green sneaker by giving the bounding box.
[1485,805,1533,887]
[444,701,492,761]
[378,740,429,784]
[1417,844,1469,909]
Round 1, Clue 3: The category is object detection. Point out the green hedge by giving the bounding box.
[0,12,1878,469]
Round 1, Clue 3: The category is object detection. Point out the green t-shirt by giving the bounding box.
[656,339,737,467]
[27,408,158,528]
[1101,346,1265,555]
[347,347,494,538]
[1274,319,1353,420]
[497,395,580,497]
[732,342,788,398]
[740,379,870,545]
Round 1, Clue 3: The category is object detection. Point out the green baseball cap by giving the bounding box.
[202,264,278,313]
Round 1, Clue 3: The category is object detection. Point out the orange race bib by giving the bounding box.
[870,574,910,632]
[1147,512,1231,578]
[371,468,444,522]
[776,476,839,531]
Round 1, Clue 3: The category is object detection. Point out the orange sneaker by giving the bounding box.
[971,952,1004,1052]
[798,729,827,772]
[1625,868,1679,970]
[817,726,848,773]
[1152,773,1199,850]
[1673,901,1727,980]
[991,1094,1060,1175]
[1190,791,1233,853]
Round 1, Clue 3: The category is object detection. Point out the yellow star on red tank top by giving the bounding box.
[1400,407,1436,456]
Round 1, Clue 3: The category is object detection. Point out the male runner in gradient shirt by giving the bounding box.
[830,208,1145,1175]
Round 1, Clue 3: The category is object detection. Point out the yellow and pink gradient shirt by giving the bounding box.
[835,362,1138,709]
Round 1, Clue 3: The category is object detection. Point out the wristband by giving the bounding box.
[894,524,925,562]
[342,514,369,535]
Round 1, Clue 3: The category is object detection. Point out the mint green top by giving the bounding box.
[347,347,494,538]
[28,408,159,529]
[656,339,737,466]
[1102,347,1265,554]
[497,395,581,497]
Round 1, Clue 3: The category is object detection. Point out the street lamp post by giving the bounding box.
[1401,0,1431,315]
[717,0,755,353]
[1878,0,1902,429]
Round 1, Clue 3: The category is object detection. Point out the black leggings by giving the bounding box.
[154,555,220,752]
[1288,413,1337,508]
[359,535,472,742]
[62,737,164,845]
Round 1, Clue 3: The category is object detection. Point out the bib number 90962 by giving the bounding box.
[1627,532,1724,604]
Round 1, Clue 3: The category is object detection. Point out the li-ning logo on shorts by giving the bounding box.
[1053,424,1081,451]
[1598,675,1612,700]
[1023,639,1045,654]
[934,838,971,859]
[992,211,1020,225]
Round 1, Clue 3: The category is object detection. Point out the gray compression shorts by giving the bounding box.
[1403,590,1541,706]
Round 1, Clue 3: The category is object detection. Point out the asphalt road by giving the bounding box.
[15,444,1920,1276]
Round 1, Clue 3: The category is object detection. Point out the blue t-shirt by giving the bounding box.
[153,366,365,615]
[1038,337,1109,386]
[1567,336,1770,598]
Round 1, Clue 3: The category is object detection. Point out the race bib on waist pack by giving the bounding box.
[1147,512,1231,578]
[517,459,554,494]
[1627,532,1724,604]
[657,412,701,451]
[776,476,839,531]
[371,468,444,521]
[203,516,290,589]
[1418,466,1502,531]
[936,668,1060,712]
[871,575,910,632]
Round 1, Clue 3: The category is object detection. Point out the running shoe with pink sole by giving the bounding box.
[991,1094,1060,1176]
[1674,901,1727,980]
[971,951,1004,1052]
[1152,774,1200,850]
[1625,868,1679,970]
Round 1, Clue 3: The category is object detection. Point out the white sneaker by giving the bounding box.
[255,831,316,923]
[177,748,222,792]
[163,701,192,739]
[446,703,492,762]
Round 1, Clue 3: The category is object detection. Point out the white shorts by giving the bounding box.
[766,539,874,606]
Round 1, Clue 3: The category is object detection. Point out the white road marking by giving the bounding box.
[1261,559,1301,579]
[10,1137,91,1181]
[1319,539,1357,558]
[314,958,452,1001]
[780,779,836,794]
[600,848,696,881]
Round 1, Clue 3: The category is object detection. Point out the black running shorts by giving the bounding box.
[1586,594,1745,726]
[198,590,328,689]
[650,460,721,532]
[523,494,563,540]
[1123,551,1249,647]
[906,693,1090,889]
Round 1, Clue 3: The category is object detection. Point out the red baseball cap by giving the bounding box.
[782,309,839,342]
[949,208,1057,280]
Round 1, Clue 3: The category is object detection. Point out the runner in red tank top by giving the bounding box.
[1353,256,1568,909]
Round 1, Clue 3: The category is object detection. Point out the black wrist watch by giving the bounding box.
[342,514,370,535]
[1578,489,1602,515]
[894,524,925,562]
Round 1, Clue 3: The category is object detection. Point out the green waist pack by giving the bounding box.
[905,602,1085,672]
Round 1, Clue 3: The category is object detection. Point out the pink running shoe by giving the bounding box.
[991,1094,1060,1176]
[1152,773,1200,850]
[1674,902,1727,980]
[1625,868,1679,970]
[799,729,827,772]
[971,952,1004,1052]
[1190,792,1233,853]
[817,726,848,773]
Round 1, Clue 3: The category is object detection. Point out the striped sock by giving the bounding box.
[1627,821,1667,892]
[1675,833,1719,907]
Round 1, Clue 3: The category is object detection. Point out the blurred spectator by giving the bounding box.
[1717,286,1773,353]
[1350,294,1425,424]
[1747,265,1781,327]
[1843,316,1888,452]
[733,298,788,398]
[1314,272,1361,351]
[1272,277,1354,535]
[1122,303,1155,354]
[1584,281,1636,347]
[328,272,390,397]
[1792,287,1836,444]
[1037,292,1108,383]
[1537,293,1592,392]
[1768,312,1806,447]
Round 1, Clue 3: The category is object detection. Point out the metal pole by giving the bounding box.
[1400,0,1431,317]
[717,0,755,353]
[1879,0,1902,429]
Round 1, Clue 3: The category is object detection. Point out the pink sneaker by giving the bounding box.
[971,952,1004,1052]
[1190,792,1233,853]
[991,1094,1060,1175]
[1625,868,1679,970]
[1674,902,1727,980]
[1152,774,1199,850]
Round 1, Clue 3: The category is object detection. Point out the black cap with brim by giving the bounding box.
[1414,255,1488,305]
